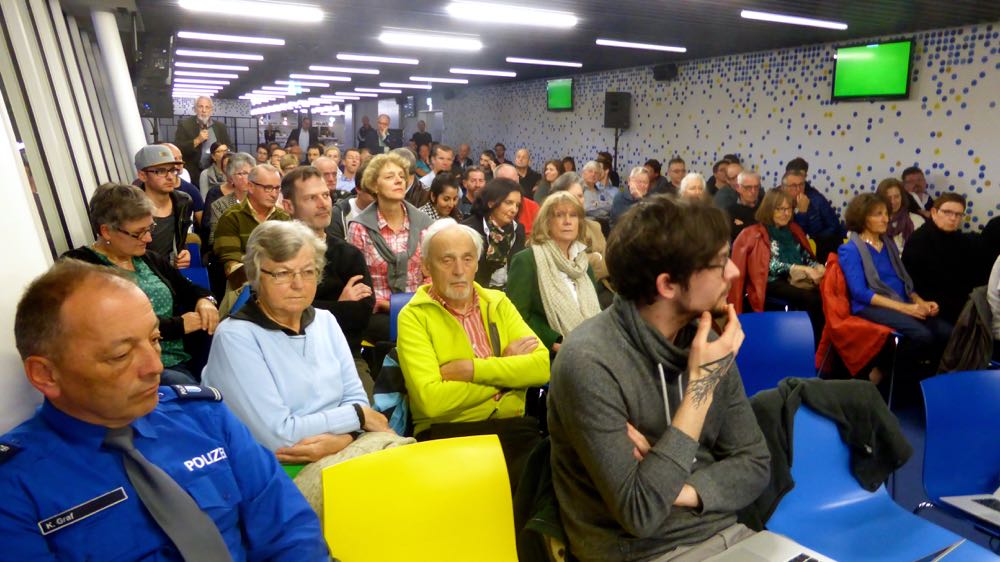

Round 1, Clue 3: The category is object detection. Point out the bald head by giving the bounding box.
[495,163,518,182]
[421,221,483,303]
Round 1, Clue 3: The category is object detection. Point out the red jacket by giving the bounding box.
[815,254,892,376]
[518,197,540,235]
[728,223,812,313]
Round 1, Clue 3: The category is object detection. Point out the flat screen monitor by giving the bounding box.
[547,78,573,111]
[831,40,913,101]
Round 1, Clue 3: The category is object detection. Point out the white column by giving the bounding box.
[91,8,146,159]
[0,88,49,434]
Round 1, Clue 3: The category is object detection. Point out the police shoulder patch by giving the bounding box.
[0,443,22,464]
[169,385,223,402]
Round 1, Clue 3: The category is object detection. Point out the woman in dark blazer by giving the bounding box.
[460,178,525,291]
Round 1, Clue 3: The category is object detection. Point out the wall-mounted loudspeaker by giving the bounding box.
[653,63,679,81]
[603,92,631,129]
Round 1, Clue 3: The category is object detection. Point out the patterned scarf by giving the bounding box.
[485,219,516,267]
[533,241,601,336]
[887,206,916,244]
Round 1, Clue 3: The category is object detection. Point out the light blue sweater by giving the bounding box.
[202,307,368,451]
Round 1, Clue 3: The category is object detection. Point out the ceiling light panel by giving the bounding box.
[356,87,403,93]
[739,9,848,30]
[378,30,482,51]
[445,2,577,28]
[276,80,329,87]
[449,67,516,77]
[175,70,239,79]
[337,53,419,65]
[380,81,433,89]
[174,77,230,85]
[177,0,324,22]
[176,49,264,61]
[309,65,380,75]
[177,31,285,45]
[289,73,351,82]
[595,38,686,53]
[505,56,582,68]
[338,91,377,97]
[175,61,250,71]
[410,76,468,84]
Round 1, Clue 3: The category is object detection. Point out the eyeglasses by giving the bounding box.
[775,206,793,213]
[116,223,155,240]
[938,209,965,219]
[231,171,250,178]
[250,181,281,193]
[259,267,318,285]
[144,167,180,178]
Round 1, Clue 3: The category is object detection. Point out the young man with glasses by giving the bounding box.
[548,196,770,562]
[213,164,290,278]
[134,145,194,269]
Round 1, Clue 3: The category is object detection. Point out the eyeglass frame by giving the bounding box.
[142,166,181,178]
[250,180,281,193]
[115,223,156,240]
[259,266,319,285]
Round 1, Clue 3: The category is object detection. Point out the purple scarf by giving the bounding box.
[887,206,915,244]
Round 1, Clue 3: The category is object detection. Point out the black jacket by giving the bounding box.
[461,214,526,289]
[738,377,913,530]
[62,247,212,340]
[902,221,983,324]
[939,285,993,373]
[285,127,319,150]
[313,235,374,353]
[174,116,232,183]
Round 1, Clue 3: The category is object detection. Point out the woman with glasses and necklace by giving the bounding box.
[203,221,410,515]
[63,183,219,384]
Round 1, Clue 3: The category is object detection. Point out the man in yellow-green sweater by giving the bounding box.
[397,218,549,488]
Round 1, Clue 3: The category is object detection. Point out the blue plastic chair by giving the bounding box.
[767,406,996,561]
[181,242,211,290]
[920,371,1000,531]
[388,292,415,342]
[230,284,252,315]
[735,311,815,396]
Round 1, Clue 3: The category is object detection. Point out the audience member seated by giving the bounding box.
[305,144,323,165]
[581,160,617,226]
[63,183,218,385]
[203,221,408,514]
[508,191,600,353]
[706,157,731,195]
[730,189,825,341]
[479,149,499,180]
[268,147,286,169]
[458,165,487,216]
[838,193,952,382]
[666,157,687,193]
[562,156,576,173]
[348,153,433,342]
[207,152,254,245]
[255,143,269,164]
[645,158,670,195]
[358,146,373,166]
[725,169,762,240]
[494,142,511,165]
[452,142,474,172]
[902,166,933,218]
[596,151,620,187]
[876,177,924,251]
[532,159,562,204]
[311,156,339,197]
[782,160,846,261]
[551,172,614,308]
[198,141,228,198]
[281,166,376,398]
[419,172,463,221]
[902,193,984,324]
[713,160,742,210]
[214,164,290,280]
[328,163,375,241]
[133,145,193,269]
[337,148,361,192]
[548,196,769,562]
[514,148,542,197]
[461,178,525,291]
[679,172,709,202]
[495,163,540,235]
[415,143,432,178]
[394,147,429,209]
[2,260,327,561]
[396,219,549,487]
[419,144,455,189]
[323,144,341,167]
[160,142,205,229]
[610,166,651,228]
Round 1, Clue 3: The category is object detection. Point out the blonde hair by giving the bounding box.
[324,145,341,159]
[530,191,587,246]
[361,153,410,196]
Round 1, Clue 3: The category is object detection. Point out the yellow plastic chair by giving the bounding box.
[321,435,517,562]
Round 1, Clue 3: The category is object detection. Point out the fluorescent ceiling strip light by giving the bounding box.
[276,80,329,87]
[309,65,380,75]
[505,56,582,68]
[378,30,482,51]
[177,31,285,45]
[173,90,221,95]
[175,78,230,85]
[174,85,222,90]
[337,52,419,65]
[173,92,209,97]
[740,9,847,30]
[335,95,362,100]
[260,86,293,91]
[410,76,468,84]
[175,70,239,79]
[449,67,516,77]
[175,49,264,61]
[253,90,288,96]
[320,95,345,99]
[356,87,403,93]
[289,73,351,82]
[595,38,686,53]
[175,61,249,71]
[445,2,577,28]
[380,82,433,89]
[338,91,377,97]
[177,0,324,22]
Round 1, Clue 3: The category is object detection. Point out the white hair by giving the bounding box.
[679,172,706,194]
[737,170,760,186]
[629,166,649,179]
[244,221,327,290]
[420,218,483,261]
[581,160,602,174]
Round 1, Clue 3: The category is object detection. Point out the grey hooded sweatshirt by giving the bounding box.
[548,296,770,562]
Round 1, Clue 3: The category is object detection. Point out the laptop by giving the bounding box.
[940,485,1000,527]
[703,530,835,562]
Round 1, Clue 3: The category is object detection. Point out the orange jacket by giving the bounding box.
[815,254,892,376]
[728,223,812,313]
[518,197,540,236]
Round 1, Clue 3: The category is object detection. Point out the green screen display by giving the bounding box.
[547,78,573,111]
[832,40,912,99]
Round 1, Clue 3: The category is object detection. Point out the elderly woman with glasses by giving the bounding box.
[203,221,410,514]
[206,152,255,245]
[63,183,219,384]
[198,142,229,198]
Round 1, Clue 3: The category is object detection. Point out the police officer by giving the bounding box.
[0,260,328,561]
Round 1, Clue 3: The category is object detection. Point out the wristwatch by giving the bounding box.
[202,295,218,307]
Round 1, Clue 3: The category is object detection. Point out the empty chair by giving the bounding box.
[736,311,815,396]
[768,407,996,561]
[387,291,415,342]
[181,241,211,290]
[321,435,517,562]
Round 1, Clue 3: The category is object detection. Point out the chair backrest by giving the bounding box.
[736,311,815,396]
[388,291,415,341]
[921,370,1000,500]
[322,435,517,562]
[230,284,252,315]
[187,241,202,267]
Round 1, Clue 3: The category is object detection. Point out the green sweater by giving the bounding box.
[507,247,597,351]
[213,198,290,268]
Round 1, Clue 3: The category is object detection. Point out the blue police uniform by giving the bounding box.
[0,386,329,561]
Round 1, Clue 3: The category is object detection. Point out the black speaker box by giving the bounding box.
[653,63,678,81]
[604,92,631,129]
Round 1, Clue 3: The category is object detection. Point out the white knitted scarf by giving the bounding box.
[533,240,601,337]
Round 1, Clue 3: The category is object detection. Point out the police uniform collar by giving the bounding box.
[40,400,158,448]
[231,298,316,335]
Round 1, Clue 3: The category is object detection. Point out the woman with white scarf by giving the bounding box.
[508,191,601,353]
